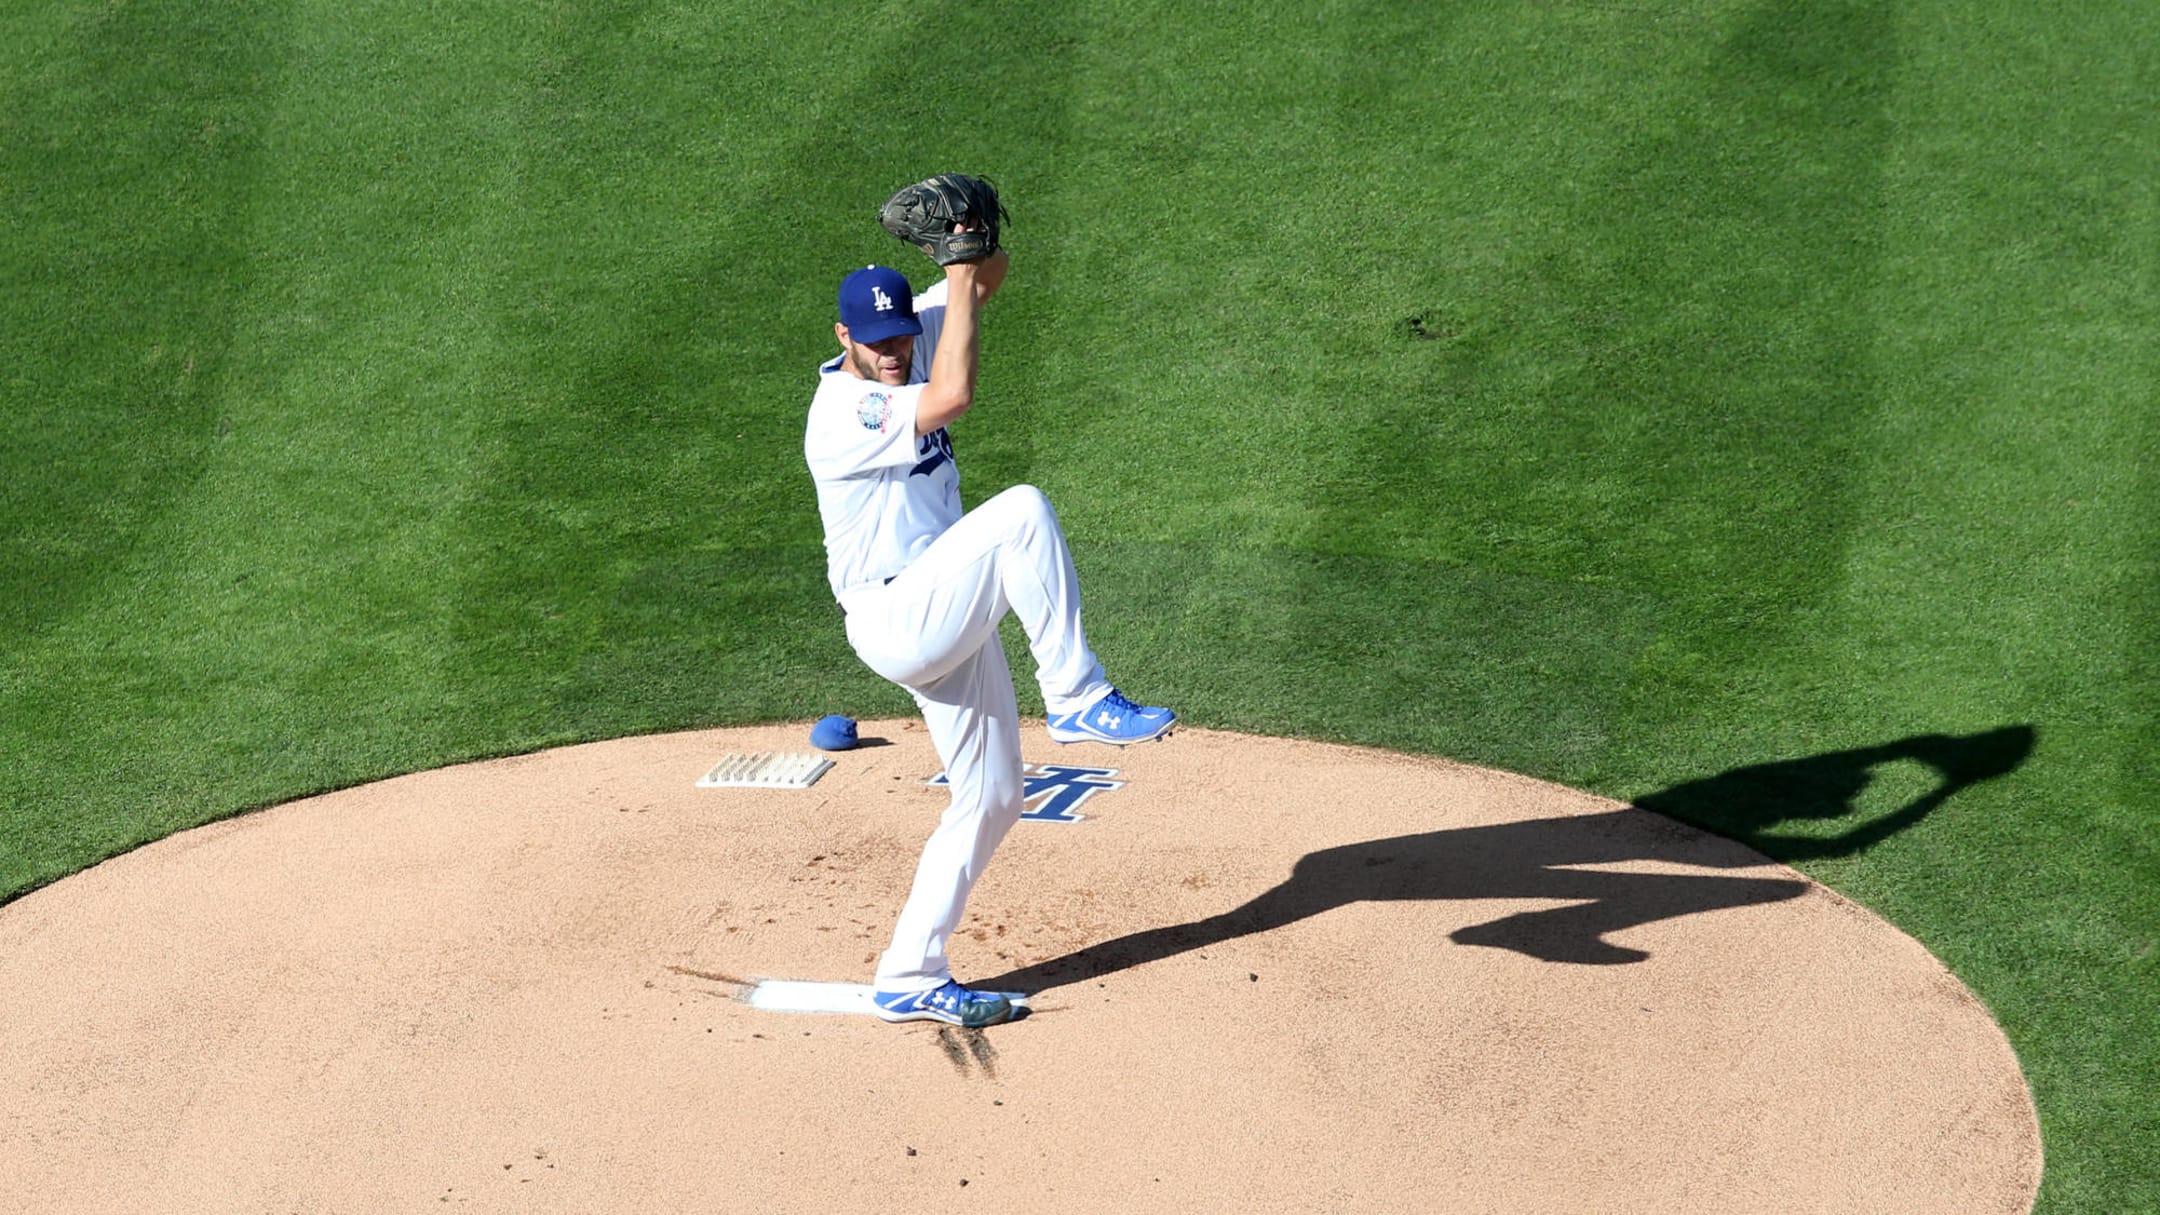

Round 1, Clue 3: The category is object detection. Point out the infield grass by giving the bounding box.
[2,1,2154,1208]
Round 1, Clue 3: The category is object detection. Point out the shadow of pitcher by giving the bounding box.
[982,725,2035,993]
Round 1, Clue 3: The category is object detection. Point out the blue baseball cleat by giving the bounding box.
[872,980,1015,1028]
[1046,688,1177,746]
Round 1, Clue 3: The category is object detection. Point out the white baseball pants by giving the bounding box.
[841,484,1111,993]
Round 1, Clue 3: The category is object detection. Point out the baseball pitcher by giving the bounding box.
[803,175,1175,1028]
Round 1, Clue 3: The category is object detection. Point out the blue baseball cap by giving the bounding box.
[837,265,923,344]
[810,714,859,751]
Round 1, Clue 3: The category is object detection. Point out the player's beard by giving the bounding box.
[846,337,912,385]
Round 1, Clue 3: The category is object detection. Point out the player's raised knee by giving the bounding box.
[1020,483,1059,520]
[987,483,1058,530]
[991,483,1051,513]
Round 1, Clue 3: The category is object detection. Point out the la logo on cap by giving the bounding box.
[837,265,921,344]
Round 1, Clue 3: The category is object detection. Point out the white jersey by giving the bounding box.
[805,279,960,600]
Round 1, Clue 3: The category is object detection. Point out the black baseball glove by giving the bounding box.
[878,174,1007,266]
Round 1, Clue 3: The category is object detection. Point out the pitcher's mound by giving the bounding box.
[0,723,2040,1213]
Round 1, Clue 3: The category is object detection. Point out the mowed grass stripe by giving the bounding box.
[1,0,294,886]
[1276,4,1896,772]
[1570,0,1901,776]
[0,0,539,892]
[0,0,284,644]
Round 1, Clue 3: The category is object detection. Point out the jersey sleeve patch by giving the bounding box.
[856,391,894,433]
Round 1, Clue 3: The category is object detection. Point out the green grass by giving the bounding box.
[2,0,2154,1208]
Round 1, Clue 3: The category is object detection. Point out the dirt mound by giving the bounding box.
[0,723,2040,1213]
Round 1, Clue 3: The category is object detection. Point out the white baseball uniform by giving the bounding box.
[805,276,1112,994]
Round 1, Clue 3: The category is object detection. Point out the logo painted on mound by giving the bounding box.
[926,764,1123,823]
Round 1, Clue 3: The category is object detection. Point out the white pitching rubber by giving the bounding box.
[745,980,1031,1017]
